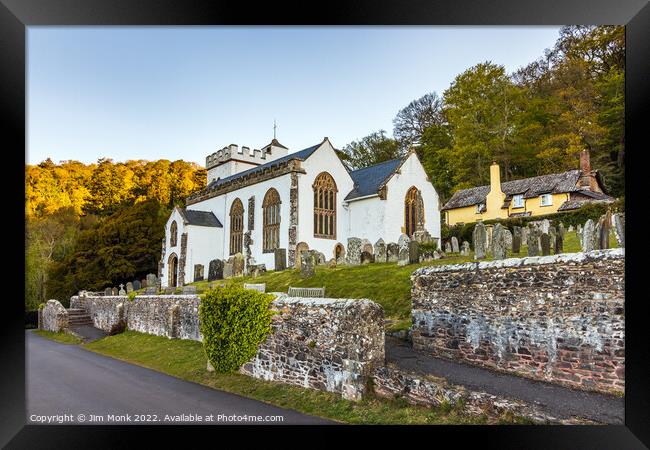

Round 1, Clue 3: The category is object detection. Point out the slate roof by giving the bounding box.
[442,169,591,211]
[178,208,222,227]
[205,142,321,191]
[345,158,403,201]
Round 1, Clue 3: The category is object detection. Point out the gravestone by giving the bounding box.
[597,212,611,250]
[512,226,522,254]
[554,230,564,254]
[397,234,410,253]
[300,250,318,278]
[328,258,337,269]
[581,219,596,252]
[397,247,410,266]
[133,280,141,291]
[386,243,399,263]
[520,226,528,247]
[612,213,625,247]
[451,236,459,253]
[164,287,175,294]
[126,282,134,294]
[145,286,157,295]
[208,259,224,281]
[274,248,287,271]
[119,284,126,295]
[548,226,557,254]
[250,264,266,278]
[540,219,550,234]
[408,241,420,264]
[568,225,574,232]
[444,241,452,253]
[182,285,197,294]
[360,251,374,264]
[223,262,234,279]
[232,253,245,277]
[346,237,363,265]
[433,249,443,259]
[503,228,513,252]
[315,251,327,265]
[374,238,386,263]
[361,240,373,256]
[193,264,204,282]
[491,223,507,260]
[527,224,541,257]
[485,225,493,254]
[540,233,551,256]
[146,273,157,287]
[473,222,487,260]
[141,279,147,288]
[460,241,470,257]
[104,287,112,296]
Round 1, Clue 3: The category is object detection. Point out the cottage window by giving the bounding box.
[405,186,425,238]
[313,172,337,239]
[262,188,281,252]
[229,198,244,255]
[513,195,524,208]
[540,193,553,206]
[476,203,485,214]
[170,221,178,247]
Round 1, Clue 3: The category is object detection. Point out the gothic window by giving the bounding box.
[170,221,178,247]
[229,198,244,255]
[405,186,424,238]
[262,188,281,252]
[313,172,337,239]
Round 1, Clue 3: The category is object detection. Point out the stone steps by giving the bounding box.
[67,308,92,326]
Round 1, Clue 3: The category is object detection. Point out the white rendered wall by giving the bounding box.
[381,152,441,242]
[297,140,355,259]
[161,208,186,288]
[345,196,386,244]
[184,225,223,282]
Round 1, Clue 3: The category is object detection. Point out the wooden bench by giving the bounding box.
[243,283,266,293]
[288,286,325,298]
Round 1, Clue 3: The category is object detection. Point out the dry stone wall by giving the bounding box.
[41,300,69,332]
[241,296,385,400]
[410,249,625,394]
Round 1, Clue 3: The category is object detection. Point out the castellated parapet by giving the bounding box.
[205,141,289,185]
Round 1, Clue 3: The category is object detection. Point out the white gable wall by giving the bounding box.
[184,224,223,283]
[161,208,186,287]
[297,140,355,259]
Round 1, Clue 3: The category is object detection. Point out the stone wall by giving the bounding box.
[73,294,202,341]
[241,296,385,400]
[40,299,69,332]
[410,249,625,394]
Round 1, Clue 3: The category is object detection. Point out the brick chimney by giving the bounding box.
[579,149,591,176]
[577,149,601,192]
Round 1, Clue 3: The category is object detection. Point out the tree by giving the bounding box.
[341,130,402,170]
[393,92,445,149]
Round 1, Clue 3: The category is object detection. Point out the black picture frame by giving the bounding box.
[2,0,648,447]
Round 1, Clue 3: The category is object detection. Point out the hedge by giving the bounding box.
[441,199,623,246]
[199,286,275,373]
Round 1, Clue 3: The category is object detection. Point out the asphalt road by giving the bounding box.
[386,336,624,424]
[26,331,333,425]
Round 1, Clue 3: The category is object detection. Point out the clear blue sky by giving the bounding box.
[27,26,561,166]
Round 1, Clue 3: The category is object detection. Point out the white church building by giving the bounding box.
[160,137,440,287]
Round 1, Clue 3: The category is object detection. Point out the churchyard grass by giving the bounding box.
[84,330,523,424]
[33,329,82,344]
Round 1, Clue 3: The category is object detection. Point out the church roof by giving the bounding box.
[345,158,403,201]
[205,142,321,191]
[178,208,223,227]
[263,138,288,150]
[441,169,596,211]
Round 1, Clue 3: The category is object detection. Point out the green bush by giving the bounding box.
[127,291,136,302]
[199,286,275,373]
[38,303,45,310]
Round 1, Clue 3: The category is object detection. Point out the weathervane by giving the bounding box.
[273,119,277,139]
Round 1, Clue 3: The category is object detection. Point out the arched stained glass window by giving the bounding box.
[262,188,281,252]
[229,198,244,255]
[313,172,337,239]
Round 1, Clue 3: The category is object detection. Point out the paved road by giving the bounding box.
[386,336,624,424]
[27,331,333,425]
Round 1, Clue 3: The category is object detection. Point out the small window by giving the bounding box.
[513,195,524,208]
[476,203,485,214]
[540,194,553,206]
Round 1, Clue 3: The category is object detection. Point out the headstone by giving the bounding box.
[386,243,399,263]
[485,225,493,253]
[360,251,374,264]
[118,284,125,295]
[558,223,566,238]
[451,236,459,253]
[164,287,175,294]
[473,222,487,260]
[397,234,410,252]
[444,241,452,253]
[300,250,317,278]
[413,229,434,244]
[232,253,245,277]
[540,219,550,234]
[126,282,134,294]
[146,273,157,287]
[274,248,287,271]
[361,239,373,255]
[327,258,337,269]
[540,233,551,256]
[548,226,557,254]
[568,225,574,232]
[141,279,147,288]
[133,280,141,291]
[527,224,541,257]
[104,287,112,296]
[111,287,118,296]
[554,230,564,254]
[520,226,528,247]
[491,223,507,260]
[315,251,327,265]
[251,264,266,278]
[612,213,625,247]
[346,237,363,265]
[193,264,204,282]
[145,286,157,295]
[512,226,522,254]
[397,248,410,266]
[460,241,470,257]
[503,229,513,252]
[433,249,444,259]
[223,262,234,279]
[374,238,386,263]
[208,259,224,281]
[182,285,197,294]
[597,212,611,250]
[408,241,419,264]
[581,219,596,252]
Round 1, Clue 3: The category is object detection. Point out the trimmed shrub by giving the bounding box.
[199,286,275,373]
